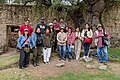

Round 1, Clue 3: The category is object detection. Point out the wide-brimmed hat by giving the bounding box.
[97,24,102,28]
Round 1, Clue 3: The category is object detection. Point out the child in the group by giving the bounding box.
[57,27,67,60]
[42,27,52,64]
[17,28,33,69]
[67,27,75,62]
[74,27,82,60]
[81,23,93,59]
[32,27,43,67]
[49,23,56,52]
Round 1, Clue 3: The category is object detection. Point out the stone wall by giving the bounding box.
[102,3,120,48]
[0,3,120,52]
[0,4,34,52]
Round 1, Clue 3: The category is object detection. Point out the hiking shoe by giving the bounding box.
[33,63,37,67]
[104,62,107,65]
[68,59,71,62]
[36,63,40,66]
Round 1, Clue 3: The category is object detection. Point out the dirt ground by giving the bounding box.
[0,49,120,78]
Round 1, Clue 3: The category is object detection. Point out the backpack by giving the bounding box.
[36,34,43,46]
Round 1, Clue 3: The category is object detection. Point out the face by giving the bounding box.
[76,28,79,32]
[50,25,53,29]
[85,24,89,29]
[66,27,68,30]
[98,26,103,31]
[68,28,72,33]
[24,31,28,35]
[25,21,29,25]
[53,20,57,24]
[41,20,44,23]
[46,29,49,33]
[60,29,64,32]
[36,28,41,33]
[60,19,64,22]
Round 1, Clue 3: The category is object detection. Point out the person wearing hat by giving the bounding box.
[36,18,47,34]
[17,28,33,69]
[94,24,110,65]
[49,23,56,52]
[19,19,33,36]
[57,27,67,60]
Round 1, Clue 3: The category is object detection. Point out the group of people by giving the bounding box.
[17,17,110,69]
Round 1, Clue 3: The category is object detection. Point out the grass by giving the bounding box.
[0,54,19,69]
[0,48,119,80]
[44,71,120,80]
[108,48,120,62]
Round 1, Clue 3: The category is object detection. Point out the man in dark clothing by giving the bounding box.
[36,18,47,34]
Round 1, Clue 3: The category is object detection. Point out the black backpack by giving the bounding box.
[36,34,43,46]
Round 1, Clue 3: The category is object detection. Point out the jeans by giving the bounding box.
[19,48,30,67]
[58,45,66,59]
[67,44,75,60]
[97,46,108,63]
[83,43,90,57]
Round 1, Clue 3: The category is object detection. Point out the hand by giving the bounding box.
[99,34,104,37]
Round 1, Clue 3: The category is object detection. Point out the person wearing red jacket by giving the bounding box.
[19,19,33,36]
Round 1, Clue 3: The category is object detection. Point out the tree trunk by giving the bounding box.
[85,0,105,30]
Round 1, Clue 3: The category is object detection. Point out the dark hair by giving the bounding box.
[23,32,29,37]
[49,25,54,33]
[53,18,57,21]
[35,27,41,33]
[85,23,91,31]
[75,27,80,31]
[59,17,64,21]
[68,27,73,32]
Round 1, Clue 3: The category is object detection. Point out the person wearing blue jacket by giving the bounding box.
[17,28,33,69]
[32,27,43,67]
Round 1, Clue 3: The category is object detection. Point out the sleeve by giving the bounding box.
[19,26,22,32]
[106,31,111,39]
[31,33,36,47]
[88,29,93,38]
[81,29,84,38]
[71,33,75,44]
[17,35,22,49]
[94,31,99,38]
[57,33,62,43]
[29,37,33,49]
[42,35,46,47]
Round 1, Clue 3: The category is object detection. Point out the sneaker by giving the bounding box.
[104,62,107,65]
[68,59,71,62]
[33,63,37,67]
[36,63,40,66]
[19,66,24,69]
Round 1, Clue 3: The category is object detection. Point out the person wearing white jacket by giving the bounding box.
[81,23,93,59]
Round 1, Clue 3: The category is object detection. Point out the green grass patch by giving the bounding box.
[44,71,120,80]
[0,54,19,69]
[108,48,120,62]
